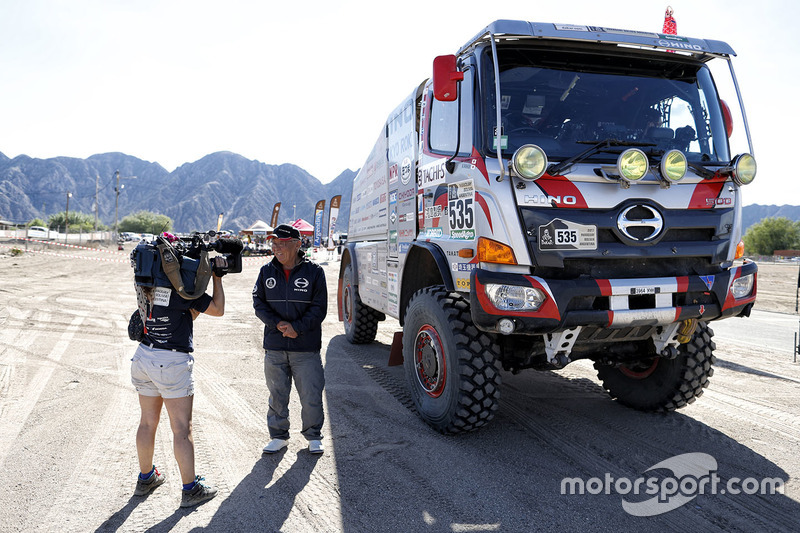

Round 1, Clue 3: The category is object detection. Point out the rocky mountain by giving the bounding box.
[1,149,797,236]
[0,151,355,234]
[740,204,800,234]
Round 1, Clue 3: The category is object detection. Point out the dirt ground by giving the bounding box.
[0,240,798,532]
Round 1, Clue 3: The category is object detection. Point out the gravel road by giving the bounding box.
[0,241,798,532]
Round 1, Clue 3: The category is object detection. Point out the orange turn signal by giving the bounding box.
[735,240,745,259]
[477,237,517,265]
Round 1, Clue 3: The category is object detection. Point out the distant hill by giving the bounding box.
[740,205,800,234]
[0,149,796,235]
[0,150,355,234]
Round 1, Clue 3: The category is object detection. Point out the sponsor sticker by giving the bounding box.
[401,157,413,185]
[417,160,447,188]
[539,219,597,251]
[448,180,476,240]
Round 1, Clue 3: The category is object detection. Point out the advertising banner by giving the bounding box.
[313,200,325,247]
[327,195,341,248]
[270,203,281,228]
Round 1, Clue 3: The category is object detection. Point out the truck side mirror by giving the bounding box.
[720,99,733,138]
[433,55,463,101]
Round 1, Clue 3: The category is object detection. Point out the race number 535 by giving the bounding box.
[555,228,578,244]
[449,197,473,229]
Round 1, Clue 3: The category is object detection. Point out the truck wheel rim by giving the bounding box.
[619,358,659,379]
[414,325,446,397]
[343,285,353,325]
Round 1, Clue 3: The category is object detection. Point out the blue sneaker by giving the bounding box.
[180,476,218,508]
[134,466,165,496]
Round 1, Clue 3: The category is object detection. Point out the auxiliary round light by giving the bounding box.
[660,150,687,182]
[732,153,757,185]
[497,318,515,335]
[617,148,648,181]
[512,144,548,181]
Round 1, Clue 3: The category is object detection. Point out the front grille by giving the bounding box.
[520,204,734,276]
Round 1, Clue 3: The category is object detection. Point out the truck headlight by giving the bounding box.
[731,153,757,186]
[660,150,687,182]
[618,148,648,181]
[511,145,548,181]
[731,273,754,299]
[485,283,545,311]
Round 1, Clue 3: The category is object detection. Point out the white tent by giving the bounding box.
[241,220,273,235]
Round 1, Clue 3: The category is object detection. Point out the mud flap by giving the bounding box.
[388,331,404,366]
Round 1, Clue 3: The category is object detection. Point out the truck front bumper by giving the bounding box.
[470,261,757,335]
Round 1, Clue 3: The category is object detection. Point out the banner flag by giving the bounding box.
[327,195,342,248]
[663,6,677,35]
[313,200,325,247]
[216,213,224,232]
[662,6,677,54]
[270,203,281,228]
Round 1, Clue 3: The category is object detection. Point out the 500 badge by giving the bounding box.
[539,219,597,251]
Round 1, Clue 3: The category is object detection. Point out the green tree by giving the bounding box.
[742,216,800,255]
[47,211,97,233]
[119,211,173,234]
[26,218,47,227]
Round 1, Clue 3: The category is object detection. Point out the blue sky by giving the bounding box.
[1,0,796,205]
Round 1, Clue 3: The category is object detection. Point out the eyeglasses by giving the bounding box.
[271,239,299,247]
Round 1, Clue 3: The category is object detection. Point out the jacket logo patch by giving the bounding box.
[295,277,309,289]
[266,277,276,289]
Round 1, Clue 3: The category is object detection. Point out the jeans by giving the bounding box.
[264,350,325,441]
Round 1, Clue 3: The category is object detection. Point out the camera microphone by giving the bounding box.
[214,237,244,254]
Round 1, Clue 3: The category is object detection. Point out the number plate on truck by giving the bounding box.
[538,219,597,251]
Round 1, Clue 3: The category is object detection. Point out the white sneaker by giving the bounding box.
[262,439,288,454]
[308,440,324,455]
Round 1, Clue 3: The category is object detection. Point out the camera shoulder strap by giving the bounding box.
[134,283,149,333]
[157,241,212,300]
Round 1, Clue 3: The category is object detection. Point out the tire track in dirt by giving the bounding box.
[701,389,800,441]
[189,363,343,532]
[0,313,83,466]
[500,368,796,532]
[38,338,141,532]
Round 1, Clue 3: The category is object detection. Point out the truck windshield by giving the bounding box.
[481,46,730,165]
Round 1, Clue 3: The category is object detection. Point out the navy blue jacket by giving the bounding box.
[252,255,327,352]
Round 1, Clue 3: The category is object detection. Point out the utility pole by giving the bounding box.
[114,169,137,241]
[94,174,99,231]
[65,191,72,244]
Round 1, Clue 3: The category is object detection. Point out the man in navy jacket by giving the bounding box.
[253,224,328,455]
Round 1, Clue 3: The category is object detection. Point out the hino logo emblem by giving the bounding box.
[617,204,664,242]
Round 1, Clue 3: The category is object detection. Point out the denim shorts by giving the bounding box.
[131,343,194,399]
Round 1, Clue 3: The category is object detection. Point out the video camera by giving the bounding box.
[131,230,244,290]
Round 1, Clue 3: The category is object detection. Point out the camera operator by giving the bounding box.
[130,250,227,508]
[252,224,328,455]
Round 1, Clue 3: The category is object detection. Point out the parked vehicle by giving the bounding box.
[338,20,758,434]
[26,226,52,240]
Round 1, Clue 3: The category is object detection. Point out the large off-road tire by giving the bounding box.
[403,286,502,434]
[594,322,716,412]
[341,261,382,344]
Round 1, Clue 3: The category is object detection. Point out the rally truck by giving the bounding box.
[337,20,758,434]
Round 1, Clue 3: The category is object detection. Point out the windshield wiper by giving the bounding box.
[687,161,720,180]
[547,138,656,176]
